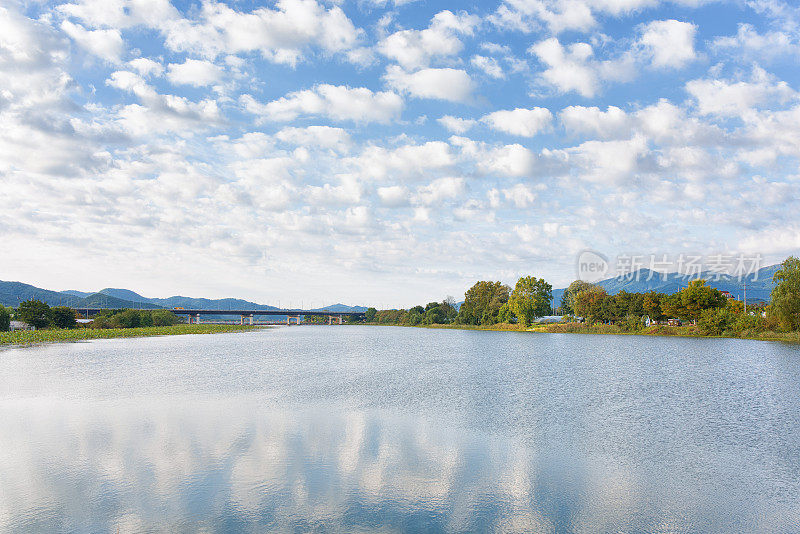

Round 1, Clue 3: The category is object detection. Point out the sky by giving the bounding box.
[1,0,799,308]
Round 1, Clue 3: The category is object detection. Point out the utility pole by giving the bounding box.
[744,278,747,315]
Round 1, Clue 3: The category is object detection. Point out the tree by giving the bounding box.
[0,306,10,332]
[573,287,608,323]
[643,291,667,322]
[440,297,458,322]
[50,306,77,329]
[561,280,594,315]
[17,299,51,329]
[151,309,179,326]
[509,276,553,327]
[662,280,727,322]
[457,281,510,325]
[365,307,377,322]
[424,306,446,324]
[770,256,800,331]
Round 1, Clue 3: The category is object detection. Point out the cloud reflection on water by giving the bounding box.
[0,398,779,533]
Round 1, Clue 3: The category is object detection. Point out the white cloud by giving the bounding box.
[384,66,474,102]
[470,55,504,78]
[711,23,800,62]
[128,57,164,77]
[377,185,410,207]
[415,177,466,205]
[61,20,124,62]
[378,10,479,69]
[166,59,223,87]
[559,105,631,138]
[481,107,553,137]
[685,67,796,116]
[437,115,476,134]
[275,126,352,152]
[161,0,363,65]
[638,19,697,69]
[568,135,650,183]
[241,84,403,123]
[529,38,600,97]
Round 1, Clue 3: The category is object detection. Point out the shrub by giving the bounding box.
[50,306,77,329]
[698,308,736,336]
[0,306,10,332]
[623,314,645,332]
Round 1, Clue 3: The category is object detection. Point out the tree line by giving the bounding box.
[0,300,180,332]
[366,256,800,336]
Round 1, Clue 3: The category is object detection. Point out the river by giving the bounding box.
[1,326,799,532]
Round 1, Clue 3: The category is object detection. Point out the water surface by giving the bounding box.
[1,326,799,532]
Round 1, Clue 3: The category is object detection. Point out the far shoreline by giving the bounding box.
[0,324,264,347]
[364,322,800,344]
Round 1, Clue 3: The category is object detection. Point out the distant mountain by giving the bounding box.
[61,290,93,298]
[0,281,82,308]
[0,279,367,313]
[313,303,367,313]
[553,264,779,306]
[99,288,154,304]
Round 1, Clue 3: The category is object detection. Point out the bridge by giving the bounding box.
[75,308,365,325]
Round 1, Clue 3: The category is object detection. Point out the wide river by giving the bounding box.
[1,326,799,532]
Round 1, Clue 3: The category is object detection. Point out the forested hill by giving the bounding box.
[0,281,366,313]
[553,264,780,305]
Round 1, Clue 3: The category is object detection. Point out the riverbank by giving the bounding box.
[0,324,262,346]
[403,322,800,342]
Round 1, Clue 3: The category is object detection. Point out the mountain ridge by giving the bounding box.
[0,280,367,313]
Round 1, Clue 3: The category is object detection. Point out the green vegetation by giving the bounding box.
[368,255,800,342]
[509,276,553,327]
[18,299,52,329]
[91,308,180,329]
[0,305,11,332]
[0,324,259,346]
[770,256,800,331]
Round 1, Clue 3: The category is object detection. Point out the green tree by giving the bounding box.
[561,280,594,315]
[643,291,667,322]
[509,276,553,327]
[50,306,77,329]
[150,309,179,326]
[457,281,510,325]
[365,307,377,322]
[662,280,727,322]
[574,287,609,324]
[17,299,51,329]
[424,306,446,324]
[109,309,142,329]
[0,305,10,332]
[770,256,800,331]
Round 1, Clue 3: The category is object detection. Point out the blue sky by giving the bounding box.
[1,0,799,307]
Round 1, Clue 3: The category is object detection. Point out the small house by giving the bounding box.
[10,320,34,331]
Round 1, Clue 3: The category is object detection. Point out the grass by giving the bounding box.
[373,321,800,343]
[0,324,262,346]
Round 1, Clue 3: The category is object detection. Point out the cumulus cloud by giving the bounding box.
[470,55,504,78]
[241,85,403,123]
[638,19,697,69]
[166,59,223,87]
[685,67,796,116]
[559,105,631,138]
[481,107,553,137]
[61,20,124,62]
[378,10,479,69]
[384,66,474,102]
[128,57,164,77]
[275,126,352,152]
[711,23,800,62]
[437,115,476,133]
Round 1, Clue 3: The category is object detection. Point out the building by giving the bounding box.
[10,320,34,331]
